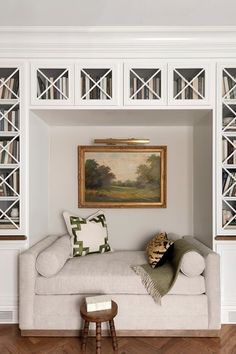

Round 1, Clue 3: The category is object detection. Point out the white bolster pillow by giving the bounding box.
[180,251,205,277]
[36,235,71,277]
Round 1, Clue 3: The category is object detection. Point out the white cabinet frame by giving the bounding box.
[168,62,212,106]
[216,63,236,235]
[124,61,167,106]
[75,60,121,106]
[30,62,74,106]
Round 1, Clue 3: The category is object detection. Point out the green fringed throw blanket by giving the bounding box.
[132,238,202,304]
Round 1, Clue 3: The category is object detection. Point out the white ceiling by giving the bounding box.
[2,0,236,26]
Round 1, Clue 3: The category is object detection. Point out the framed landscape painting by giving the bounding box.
[78,145,167,208]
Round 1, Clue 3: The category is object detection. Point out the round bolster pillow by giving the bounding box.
[36,234,71,277]
[180,251,205,277]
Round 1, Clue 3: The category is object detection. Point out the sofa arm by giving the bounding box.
[183,236,221,330]
[19,234,59,329]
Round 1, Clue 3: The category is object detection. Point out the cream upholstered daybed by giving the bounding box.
[19,235,221,337]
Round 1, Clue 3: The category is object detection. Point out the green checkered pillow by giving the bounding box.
[63,210,111,257]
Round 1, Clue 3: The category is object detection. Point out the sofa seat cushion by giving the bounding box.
[35,251,205,296]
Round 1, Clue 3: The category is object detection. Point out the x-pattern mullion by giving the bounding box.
[0,103,19,132]
[174,68,205,100]
[222,199,236,228]
[0,135,19,164]
[0,68,19,99]
[0,198,20,228]
[0,167,19,196]
[37,69,68,100]
[130,68,161,100]
[81,68,112,100]
[223,69,236,100]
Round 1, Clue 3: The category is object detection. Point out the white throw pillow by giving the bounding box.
[180,251,205,277]
[36,234,71,277]
[63,210,111,257]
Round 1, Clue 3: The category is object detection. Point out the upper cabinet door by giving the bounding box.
[31,62,74,105]
[168,63,212,106]
[124,61,167,106]
[75,61,121,106]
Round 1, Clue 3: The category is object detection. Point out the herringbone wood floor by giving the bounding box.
[0,325,236,354]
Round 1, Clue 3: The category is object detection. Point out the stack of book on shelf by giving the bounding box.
[0,109,19,131]
[130,76,160,100]
[222,138,236,164]
[0,171,19,196]
[0,217,19,228]
[0,77,19,99]
[81,75,112,100]
[37,75,68,99]
[223,172,236,196]
[223,75,236,99]
[0,140,19,163]
[85,295,112,312]
[174,75,204,99]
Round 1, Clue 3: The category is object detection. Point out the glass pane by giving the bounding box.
[0,169,19,197]
[0,137,20,164]
[37,69,68,100]
[130,69,161,100]
[174,68,205,100]
[81,69,112,100]
[223,68,236,99]
[0,200,20,229]
[0,68,19,99]
[222,103,236,131]
[222,201,236,228]
[0,104,19,132]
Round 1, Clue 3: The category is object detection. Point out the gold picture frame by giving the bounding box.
[78,145,167,208]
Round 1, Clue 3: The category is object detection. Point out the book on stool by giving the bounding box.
[85,295,112,312]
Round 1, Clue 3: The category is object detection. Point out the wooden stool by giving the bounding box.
[80,300,118,354]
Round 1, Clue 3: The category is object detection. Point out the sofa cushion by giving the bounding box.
[35,251,205,296]
[63,210,111,257]
[146,232,174,268]
[180,251,205,277]
[36,235,71,277]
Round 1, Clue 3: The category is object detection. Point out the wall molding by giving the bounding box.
[1,26,236,58]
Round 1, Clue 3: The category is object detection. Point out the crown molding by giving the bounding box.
[1,26,236,58]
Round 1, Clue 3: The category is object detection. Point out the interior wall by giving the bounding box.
[193,112,213,248]
[29,111,50,245]
[48,125,193,250]
[1,0,235,26]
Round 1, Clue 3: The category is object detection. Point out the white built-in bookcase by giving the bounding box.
[1,26,236,324]
[217,64,236,235]
[0,63,26,236]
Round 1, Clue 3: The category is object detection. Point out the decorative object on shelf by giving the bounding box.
[78,145,167,208]
[10,207,19,218]
[94,138,150,145]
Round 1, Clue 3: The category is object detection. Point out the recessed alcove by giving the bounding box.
[29,109,212,249]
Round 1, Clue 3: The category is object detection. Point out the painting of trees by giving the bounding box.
[79,146,166,207]
[85,159,116,189]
